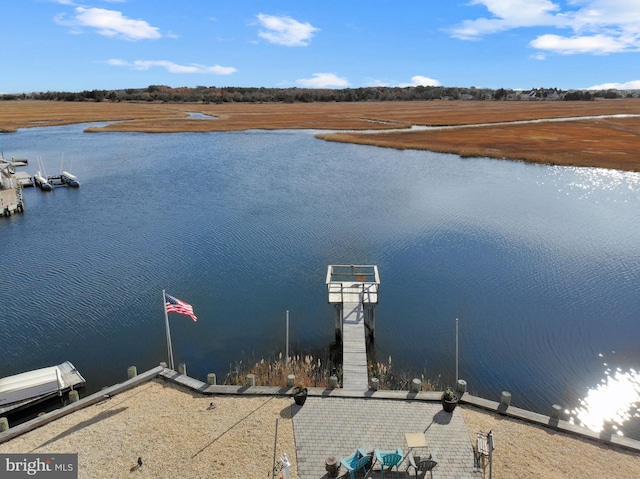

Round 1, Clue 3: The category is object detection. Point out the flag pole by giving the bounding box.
[163,289,175,370]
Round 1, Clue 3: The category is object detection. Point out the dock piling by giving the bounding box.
[411,378,422,393]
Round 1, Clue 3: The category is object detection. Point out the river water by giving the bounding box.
[1,123,639,438]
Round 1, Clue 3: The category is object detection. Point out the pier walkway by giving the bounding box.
[341,298,368,390]
[327,265,380,391]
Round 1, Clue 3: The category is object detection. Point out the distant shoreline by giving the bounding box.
[2,99,640,172]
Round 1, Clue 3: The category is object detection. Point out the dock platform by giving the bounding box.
[327,265,380,391]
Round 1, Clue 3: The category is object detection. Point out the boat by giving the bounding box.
[61,171,80,187]
[34,171,53,190]
[0,361,86,416]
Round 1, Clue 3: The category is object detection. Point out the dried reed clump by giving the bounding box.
[370,356,437,391]
[225,351,437,391]
[224,351,333,388]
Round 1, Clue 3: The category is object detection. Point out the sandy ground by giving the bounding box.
[1,380,639,478]
[0,380,299,479]
[461,406,640,479]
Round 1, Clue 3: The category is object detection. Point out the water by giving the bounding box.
[1,123,639,439]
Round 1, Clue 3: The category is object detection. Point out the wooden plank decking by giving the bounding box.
[341,297,368,391]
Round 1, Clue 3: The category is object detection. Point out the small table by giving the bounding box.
[405,433,428,450]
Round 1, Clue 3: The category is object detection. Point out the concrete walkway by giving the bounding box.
[292,396,482,479]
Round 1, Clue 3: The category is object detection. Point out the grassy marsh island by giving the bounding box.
[2,99,640,171]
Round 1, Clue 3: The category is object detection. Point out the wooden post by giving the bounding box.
[0,417,9,432]
[370,378,379,391]
[286,374,295,387]
[456,379,467,395]
[329,375,339,388]
[246,374,255,386]
[411,378,422,393]
[207,373,217,385]
[178,363,187,376]
[127,366,137,379]
[69,390,79,403]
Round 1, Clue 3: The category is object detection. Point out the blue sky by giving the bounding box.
[3,0,640,93]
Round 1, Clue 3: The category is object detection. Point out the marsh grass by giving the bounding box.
[3,99,640,171]
[224,351,333,388]
[322,117,640,171]
[224,350,437,391]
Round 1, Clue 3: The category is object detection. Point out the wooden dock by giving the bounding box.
[341,298,368,390]
[327,265,380,391]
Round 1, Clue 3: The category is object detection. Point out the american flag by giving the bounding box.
[165,293,198,321]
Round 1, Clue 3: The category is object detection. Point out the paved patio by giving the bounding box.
[292,396,482,479]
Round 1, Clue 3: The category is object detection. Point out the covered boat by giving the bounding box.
[0,361,86,415]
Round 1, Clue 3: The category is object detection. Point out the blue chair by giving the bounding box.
[340,448,372,479]
[374,448,403,477]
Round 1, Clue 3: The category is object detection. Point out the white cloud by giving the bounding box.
[256,14,319,46]
[587,80,640,90]
[108,59,237,75]
[55,7,161,41]
[401,75,442,87]
[530,33,627,54]
[450,0,563,40]
[451,1,640,55]
[296,73,349,88]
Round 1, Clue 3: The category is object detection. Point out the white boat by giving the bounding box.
[0,361,86,415]
[34,171,52,190]
[61,171,80,187]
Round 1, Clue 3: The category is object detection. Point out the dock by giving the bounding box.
[327,265,380,390]
[0,161,25,216]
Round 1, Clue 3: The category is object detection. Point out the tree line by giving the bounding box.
[1,84,636,103]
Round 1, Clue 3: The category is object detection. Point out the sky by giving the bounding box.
[3,0,640,93]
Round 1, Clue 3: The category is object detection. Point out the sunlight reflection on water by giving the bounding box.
[568,360,640,436]
[559,167,640,201]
